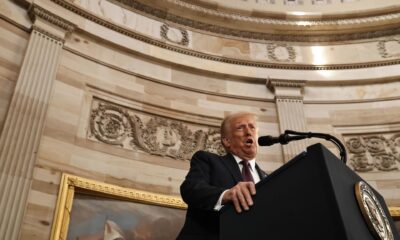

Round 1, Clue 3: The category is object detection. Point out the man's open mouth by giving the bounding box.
[245,139,254,146]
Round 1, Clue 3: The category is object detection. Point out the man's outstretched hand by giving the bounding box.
[222,181,256,213]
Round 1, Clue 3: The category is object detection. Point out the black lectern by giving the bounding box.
[220,143,399,240]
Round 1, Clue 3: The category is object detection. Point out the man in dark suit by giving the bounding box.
[177,112,267,239]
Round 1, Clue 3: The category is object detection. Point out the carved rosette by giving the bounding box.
[377,38,400,58]
[266,43,296,62]
[90,102,132,147]
[160,24,189,46]
[345,134,400,172]
[89,99,225,160]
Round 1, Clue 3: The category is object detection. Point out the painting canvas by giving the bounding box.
[67,194,185,240]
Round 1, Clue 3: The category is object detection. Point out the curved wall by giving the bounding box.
[0,0,399,239]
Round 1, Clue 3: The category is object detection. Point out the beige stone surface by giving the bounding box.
[0,18,28,133]
[56,0,400,65]
[200,0,400,13]
[0,0,399,239]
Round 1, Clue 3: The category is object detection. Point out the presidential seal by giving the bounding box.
[355,181,394,240]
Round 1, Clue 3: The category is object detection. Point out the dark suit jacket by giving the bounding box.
[177,151,267,240]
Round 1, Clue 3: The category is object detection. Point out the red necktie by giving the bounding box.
[240,160,254,182]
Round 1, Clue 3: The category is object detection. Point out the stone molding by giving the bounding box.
[267,79,306,100]
[88,99,225,161]
[111,0,400,42]
[48,0,400,70]
[345,133,400,172]
[28,4,75,42]
[267,79,307,91]
[163,0,400,26]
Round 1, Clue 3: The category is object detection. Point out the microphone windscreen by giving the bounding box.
[258,135,275,146]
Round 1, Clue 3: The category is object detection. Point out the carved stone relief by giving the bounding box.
[50,0,400,70]
[160,24,189,46]
[266,43,296,62]
[105,0,400,43]
[377,38,400,58]
[88,99,225,160]
[345,134,400,172]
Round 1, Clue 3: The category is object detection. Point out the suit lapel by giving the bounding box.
[220,153,242,183]
[255,164,268,180]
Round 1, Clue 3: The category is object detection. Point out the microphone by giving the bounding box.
[258,134,307,146]
[257,130,347,163]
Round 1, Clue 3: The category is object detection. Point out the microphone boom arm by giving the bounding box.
[283,130,347,164]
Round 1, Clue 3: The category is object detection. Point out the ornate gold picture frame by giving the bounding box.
[391,207,400,220]
[50,173,187,240]
[49,173,400,239]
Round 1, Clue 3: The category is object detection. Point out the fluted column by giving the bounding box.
[0,5,74,240]
[267,79,308,162]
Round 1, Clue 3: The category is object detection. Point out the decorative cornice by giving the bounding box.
[111,0,400,42]
[267,79,307,90]
[267,79,306,100]
[28,4,75,33]
[164,0,400,26]
[50,0,400,70]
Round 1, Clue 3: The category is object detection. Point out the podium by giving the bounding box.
[220,143,399,240]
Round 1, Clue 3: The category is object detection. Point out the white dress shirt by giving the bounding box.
[214,154,260,210]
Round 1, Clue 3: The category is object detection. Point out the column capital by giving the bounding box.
[266,78,307,91]
[28,4,75,42]
[266,78,307,100]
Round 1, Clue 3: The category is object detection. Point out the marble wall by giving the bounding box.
[0,18,28,134]
[68,0,400,65]
[0,0,399,239]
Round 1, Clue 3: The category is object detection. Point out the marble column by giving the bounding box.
[0,5,74,240]
[267,79,308,162]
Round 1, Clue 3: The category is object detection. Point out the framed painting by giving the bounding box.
[50,173,400,239]
[50,173,187,240]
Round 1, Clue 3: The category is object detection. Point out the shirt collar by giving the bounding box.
[232,154,256,171]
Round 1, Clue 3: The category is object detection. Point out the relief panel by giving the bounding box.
[345,133,400,172]
[88,98,225,161]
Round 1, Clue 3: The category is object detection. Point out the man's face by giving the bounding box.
[222,114,258,160]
